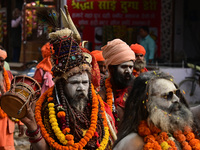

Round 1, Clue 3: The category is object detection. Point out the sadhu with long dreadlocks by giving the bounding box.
[19,5,116,150]
[113,71,200,150]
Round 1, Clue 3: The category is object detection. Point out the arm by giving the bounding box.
[113,133,144,150]
[11,16,22,28]
[20,107,49,150]
[148,38,156,64]
[191,105,200,126]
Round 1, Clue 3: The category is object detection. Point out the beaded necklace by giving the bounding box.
[35,83,110,150]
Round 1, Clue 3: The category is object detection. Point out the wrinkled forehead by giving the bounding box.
[150,78,177,94]
[67,71,89,82]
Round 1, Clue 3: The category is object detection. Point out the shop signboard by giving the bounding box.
[67,0,161,56]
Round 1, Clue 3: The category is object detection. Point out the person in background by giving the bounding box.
[0,45,10,71]
[33,42,54,95]
[11,8,22,62]
[130,43,148,77]
[90,50,107,87]
[0,49,24,150]
[139,26,156,65]
[100,39,135,128]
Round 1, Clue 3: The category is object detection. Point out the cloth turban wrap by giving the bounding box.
[130,43,146,56]
[0,49,7,59]
[36,42,53,73]
[90,50,105,62]
[101,39,135,67]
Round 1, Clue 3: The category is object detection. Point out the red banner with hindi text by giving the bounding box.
[67,0,161,56]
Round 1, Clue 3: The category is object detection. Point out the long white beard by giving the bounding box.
[148,104,193,133]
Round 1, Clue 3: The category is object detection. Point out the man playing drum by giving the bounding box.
[20,6,116,149]
[0,48,24,150]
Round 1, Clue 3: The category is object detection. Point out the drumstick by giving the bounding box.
[17,94,31,115]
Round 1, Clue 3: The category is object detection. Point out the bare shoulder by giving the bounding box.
[191,105,200,122]
[113,133,144,150]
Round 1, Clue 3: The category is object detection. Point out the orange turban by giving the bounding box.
[0,49,7,59]
[90,50,105,62]
[130,43,146,56]
[36,42,53,73]
[102,39,135,67]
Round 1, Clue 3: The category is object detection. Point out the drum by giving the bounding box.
[0,75,41,119]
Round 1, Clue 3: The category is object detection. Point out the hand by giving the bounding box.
[20,107,38,132]
[18,125,25,137]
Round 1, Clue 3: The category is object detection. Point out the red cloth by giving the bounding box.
[104,102,115,126]
[90,50,105,62]
[114,88,129,109]
[81,47,101,92]
[130,43,146,56]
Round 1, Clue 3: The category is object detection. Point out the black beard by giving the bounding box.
[112,69,134,89]
[134,59,146,71]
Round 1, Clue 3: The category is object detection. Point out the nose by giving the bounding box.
[125,67,132,74]
[77,83,85,91]
[171,94,180,103]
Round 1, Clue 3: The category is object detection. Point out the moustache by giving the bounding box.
[74,92,88,99]
[169,102,181,113]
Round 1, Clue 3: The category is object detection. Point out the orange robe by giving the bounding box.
[0,70,15,150]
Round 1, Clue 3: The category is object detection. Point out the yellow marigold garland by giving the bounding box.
[105,78,113,112]
[35,84,110,150]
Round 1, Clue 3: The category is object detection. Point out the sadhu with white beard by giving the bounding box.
[130,43,148,77]
[113,71,200,150]
[19,6,116,150]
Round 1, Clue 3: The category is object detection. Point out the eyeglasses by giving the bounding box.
[161,89,181,100]
[136,54,144,57]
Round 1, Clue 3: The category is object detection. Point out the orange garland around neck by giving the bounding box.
[105,77,113,112]
[35,84,109,150]
[0,68,11,118]
[133,68,145,77]
[138,120,200,150]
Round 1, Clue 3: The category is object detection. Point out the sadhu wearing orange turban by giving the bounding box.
[0,48,25,149]
[33,42,54,94]
[100,39,135,128]
[130,43,148,77]
[91,50,107,88]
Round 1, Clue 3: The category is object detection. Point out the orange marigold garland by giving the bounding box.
[138,120,177,150]
[35,84,109,150]
[105,77,113,112]
[139,121,200,150]
[0,68,11,118]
